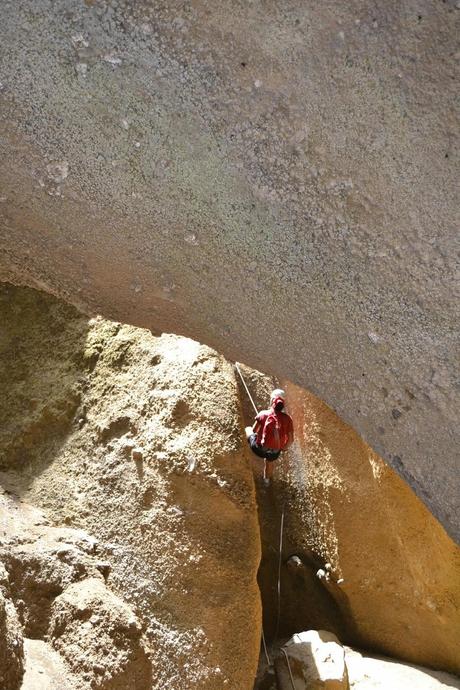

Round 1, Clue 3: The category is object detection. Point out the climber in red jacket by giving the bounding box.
[245,389,294,485]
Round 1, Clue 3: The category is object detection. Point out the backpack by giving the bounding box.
[261,411,282,451]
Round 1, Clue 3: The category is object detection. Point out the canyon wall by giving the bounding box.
[1,285,458,688]
[237,366,460,676]
[0,285,261,689]
[280,380,460,673]
[0,0,458,541]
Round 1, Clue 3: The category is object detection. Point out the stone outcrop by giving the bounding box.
[49,578,150,690]
[0,573,24,690]
[0,484,150,689]
[0,284,261,689]
[1,284,459,686]
[0,1,458,542]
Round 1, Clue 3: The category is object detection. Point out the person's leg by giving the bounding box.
[264,459,275,481]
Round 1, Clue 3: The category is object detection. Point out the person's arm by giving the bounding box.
[253,418,262,433]
[284,431,294,449]
[282,418,294,450]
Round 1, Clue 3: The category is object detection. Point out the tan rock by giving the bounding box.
[0,584,24,690]
[49,577,150,690]
[0,285,261,689]
[276,380,460,673]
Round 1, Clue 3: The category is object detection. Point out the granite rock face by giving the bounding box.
[0,1,458,540]
[0,285,459,684]
[0,284,261,690]
[0,578,24,690]
[49,578,150,690]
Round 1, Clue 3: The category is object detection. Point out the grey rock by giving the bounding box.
[0,1,458,540]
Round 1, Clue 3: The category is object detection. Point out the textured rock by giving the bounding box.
[0,484,150,689]
[276,630,348,690]
[0,285,261,689]
[0,1,458,541]
[49,578,150,690]
[0,487,110,639]
[0,573,24,690]
[1,284,459,685]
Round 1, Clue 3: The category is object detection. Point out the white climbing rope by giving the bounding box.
[234,362,259,415]
[234,362,272,666]
[261,627,271,667]
[274,503,285,642]
[280,647,297,690]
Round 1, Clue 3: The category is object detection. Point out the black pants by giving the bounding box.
[248,433,280,461]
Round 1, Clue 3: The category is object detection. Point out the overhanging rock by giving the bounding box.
[0,1,458,540]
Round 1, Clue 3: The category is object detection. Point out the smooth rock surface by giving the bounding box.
[0,1,458,540]
[22,639,78,690]
[239,368,460,674]
[344,647,460,690]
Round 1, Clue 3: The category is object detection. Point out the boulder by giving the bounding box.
[49,577,151,690]
[0,487,110,638]
[0,1,458,542]
[276,630,349,690]
[0,285,262,689]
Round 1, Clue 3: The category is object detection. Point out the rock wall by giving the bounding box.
[0,569,24,690]
[0,486,150,690]
[270,380,460,673]
[0,284,261,689]
[0,0,458,541]
[1,283,459,686]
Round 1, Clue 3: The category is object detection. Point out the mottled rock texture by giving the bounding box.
[49,578,150,690]
[0,1,458,540]
[0,485,150,690]
[0,284,261,689]
[0,570,24,690]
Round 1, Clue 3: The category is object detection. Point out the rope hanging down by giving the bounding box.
[234,362,272,666]
[234,362,293,684]
[274,504,285,642]
[234,362,258,415]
